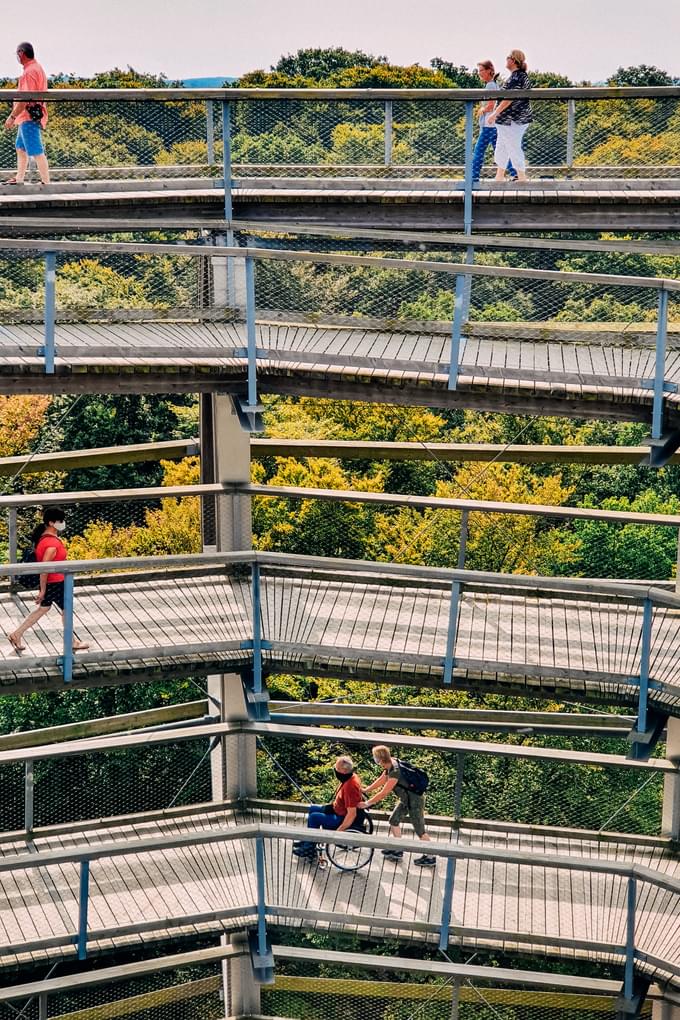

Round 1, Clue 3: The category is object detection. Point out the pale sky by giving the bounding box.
[1,0,678,83]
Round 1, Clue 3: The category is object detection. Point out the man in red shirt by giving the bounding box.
[292,756,364,860]
[4,41,50,185]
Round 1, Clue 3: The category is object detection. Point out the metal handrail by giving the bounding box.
[2,85,680,100]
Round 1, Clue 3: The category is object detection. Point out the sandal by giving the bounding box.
[72,641,89,652]
[8,633,25,653]
[2,178,24,186]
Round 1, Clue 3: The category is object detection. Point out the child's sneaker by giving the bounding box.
[414,854,436,867]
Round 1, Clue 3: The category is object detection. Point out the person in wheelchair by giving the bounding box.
[292,755,365,861]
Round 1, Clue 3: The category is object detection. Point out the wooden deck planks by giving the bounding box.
[0,807,679,981]
[0,572,678,707]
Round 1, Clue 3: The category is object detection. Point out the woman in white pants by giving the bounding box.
[486,49,533,182]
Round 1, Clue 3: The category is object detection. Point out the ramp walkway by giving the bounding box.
[2,238,680,438]
[1,552,678,720]
[1,176,679,231]
[0,84,678,234]
[0,800,679,991]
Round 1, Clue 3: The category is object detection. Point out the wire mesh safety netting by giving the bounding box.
[0,93,677,179]
[0,958,224,1020]
[255,730,664,837]
[260,966,651,1020]
[2,490,211,566]
[0,734,213,832]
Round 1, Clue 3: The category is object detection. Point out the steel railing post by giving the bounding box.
[61,574,75,684]
[448,274,466,391]
[438,857,456,950]
[24,760,34,834]
[206,99,215,166]
[623,875,636,1002]
[244,249,259,418]
[43,252,56,374]
[383,100,393,167]
[255,835,267,959]
[443,580,461,685]
[638,597,653,737]
[252,562,263,697]
[38,992,48,1020]
[221,101,233,224]
[457,510,469,570]
[652,288,669,441]
[77,859,90,960]
[8,507,17,587]
[566,99,576,170]
[462,100,474,234]
[453,752,465,820]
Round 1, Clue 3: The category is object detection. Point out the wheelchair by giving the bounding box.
[322,809,374,872]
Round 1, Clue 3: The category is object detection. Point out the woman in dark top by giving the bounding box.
[486,49,533,182]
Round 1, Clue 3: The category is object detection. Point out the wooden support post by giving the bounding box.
[222,933,261,1017]
[202,394,255,802]
[653,1001,680,1019]
[662,716,680,841]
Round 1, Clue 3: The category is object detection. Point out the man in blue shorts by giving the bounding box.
[4,42,50,185]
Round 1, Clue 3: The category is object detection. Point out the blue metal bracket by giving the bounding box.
[249,837,274,984]
[238,664,272,721]
[36,346,58,358]
[442,580,461,684]
[646,428,680,468]
[640,379,677,393]
[233,395,264,433]
[233,346,268,359]
[626,708,667,762]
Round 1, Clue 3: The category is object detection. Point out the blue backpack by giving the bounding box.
[396,759,429,795]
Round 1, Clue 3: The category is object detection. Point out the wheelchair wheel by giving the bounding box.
[325,813,375,873]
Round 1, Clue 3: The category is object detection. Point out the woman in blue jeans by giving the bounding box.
[292,755,363,860]
[472,60,516,182]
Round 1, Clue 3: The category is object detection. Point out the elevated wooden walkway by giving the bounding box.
[1,555,677,715]
[0,177,679,231]
[1,801,678,990]
[2,316,679,426]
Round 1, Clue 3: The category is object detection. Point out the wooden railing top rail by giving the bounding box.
[234,220,680,258]
[0,717,671,772]
[1,237,678,290]
[1,86,679,101]
[1,548,676,605]
[3,437,680,475]
[1,818,678,894]
[4,478,680,528]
